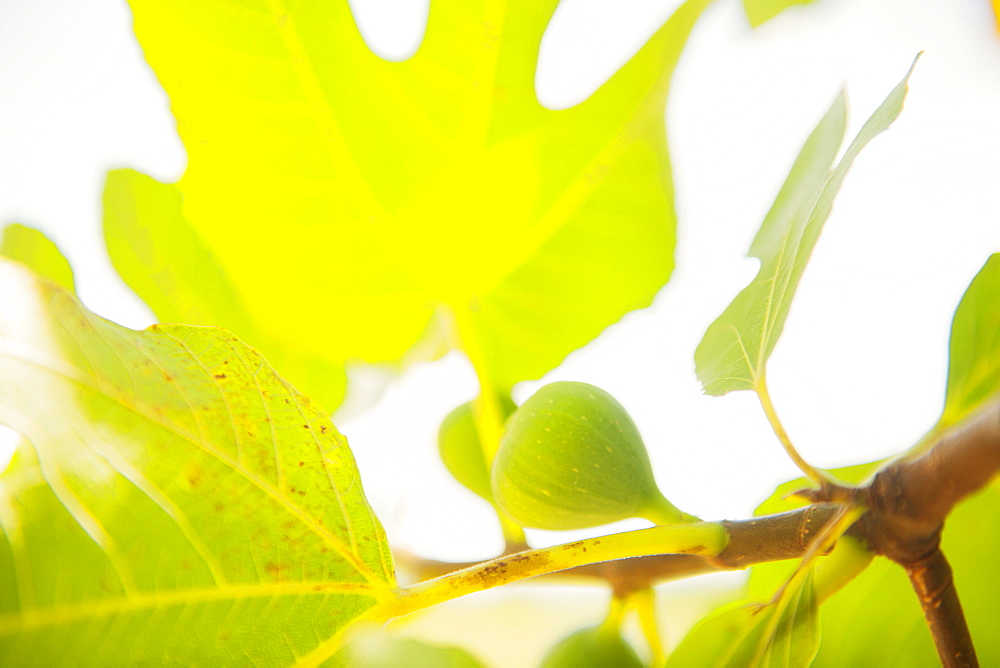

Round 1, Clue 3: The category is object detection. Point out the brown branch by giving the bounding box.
[395,503,846,594]
[860,399,1000,561]
[853,398,1000,668]
[905,549,978,668]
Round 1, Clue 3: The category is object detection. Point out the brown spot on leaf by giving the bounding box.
[183,463,202,489]
[214,373,227,379]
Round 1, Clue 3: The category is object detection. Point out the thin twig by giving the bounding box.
[394,504,851,590]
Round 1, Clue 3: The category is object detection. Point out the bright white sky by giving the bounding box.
[1,0,999,591]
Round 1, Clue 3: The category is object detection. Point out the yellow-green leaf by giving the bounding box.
[339,632,485,668]
[0,224,76,296]
[695,58,918,396]
[103,168,349,410]
[742,0,820,28]
[940,253,1000,428]
[667,570,820,667]
[0,258,393,664]
[107,0,713,408]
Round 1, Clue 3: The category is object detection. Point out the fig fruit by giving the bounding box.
[437,395,516,502]
[540,625,643,668]
[491,381,688,530]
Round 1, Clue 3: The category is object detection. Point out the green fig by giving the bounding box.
[491,381,687,530]
[438,395,517,502]
[540,625,644,668]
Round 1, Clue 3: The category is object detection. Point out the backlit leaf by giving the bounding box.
[666,570,819,667]
[340,633,485,668]
[940,253,1000,428]
[103,169,349,410]
[742,0,820,28]
[107,0,713,408]
[0,224,76,296]
[0,258,393,664]
[696,58,918,396]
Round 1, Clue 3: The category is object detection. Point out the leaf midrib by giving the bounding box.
[0,580,383,635]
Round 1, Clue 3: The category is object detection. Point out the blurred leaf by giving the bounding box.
[940,253,1000,428]
[742,0,820,28]
[0,224,76,295]
[667,571,819,667]
[667,605,756,666]
[341,633,484,668]
[734,571,820,668]
[0,258,393,664]
[103,169,349,410]
[696,58,918,396]
[109,0,713,409]
[102,170,253,334]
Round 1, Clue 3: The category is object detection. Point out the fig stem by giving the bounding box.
[643,492,699,526]
[628,588,665,666]
[601,594,628,635]
[380,522,730,619]
[451,308,528,547]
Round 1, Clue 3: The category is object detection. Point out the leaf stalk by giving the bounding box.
[755,375,827,485]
